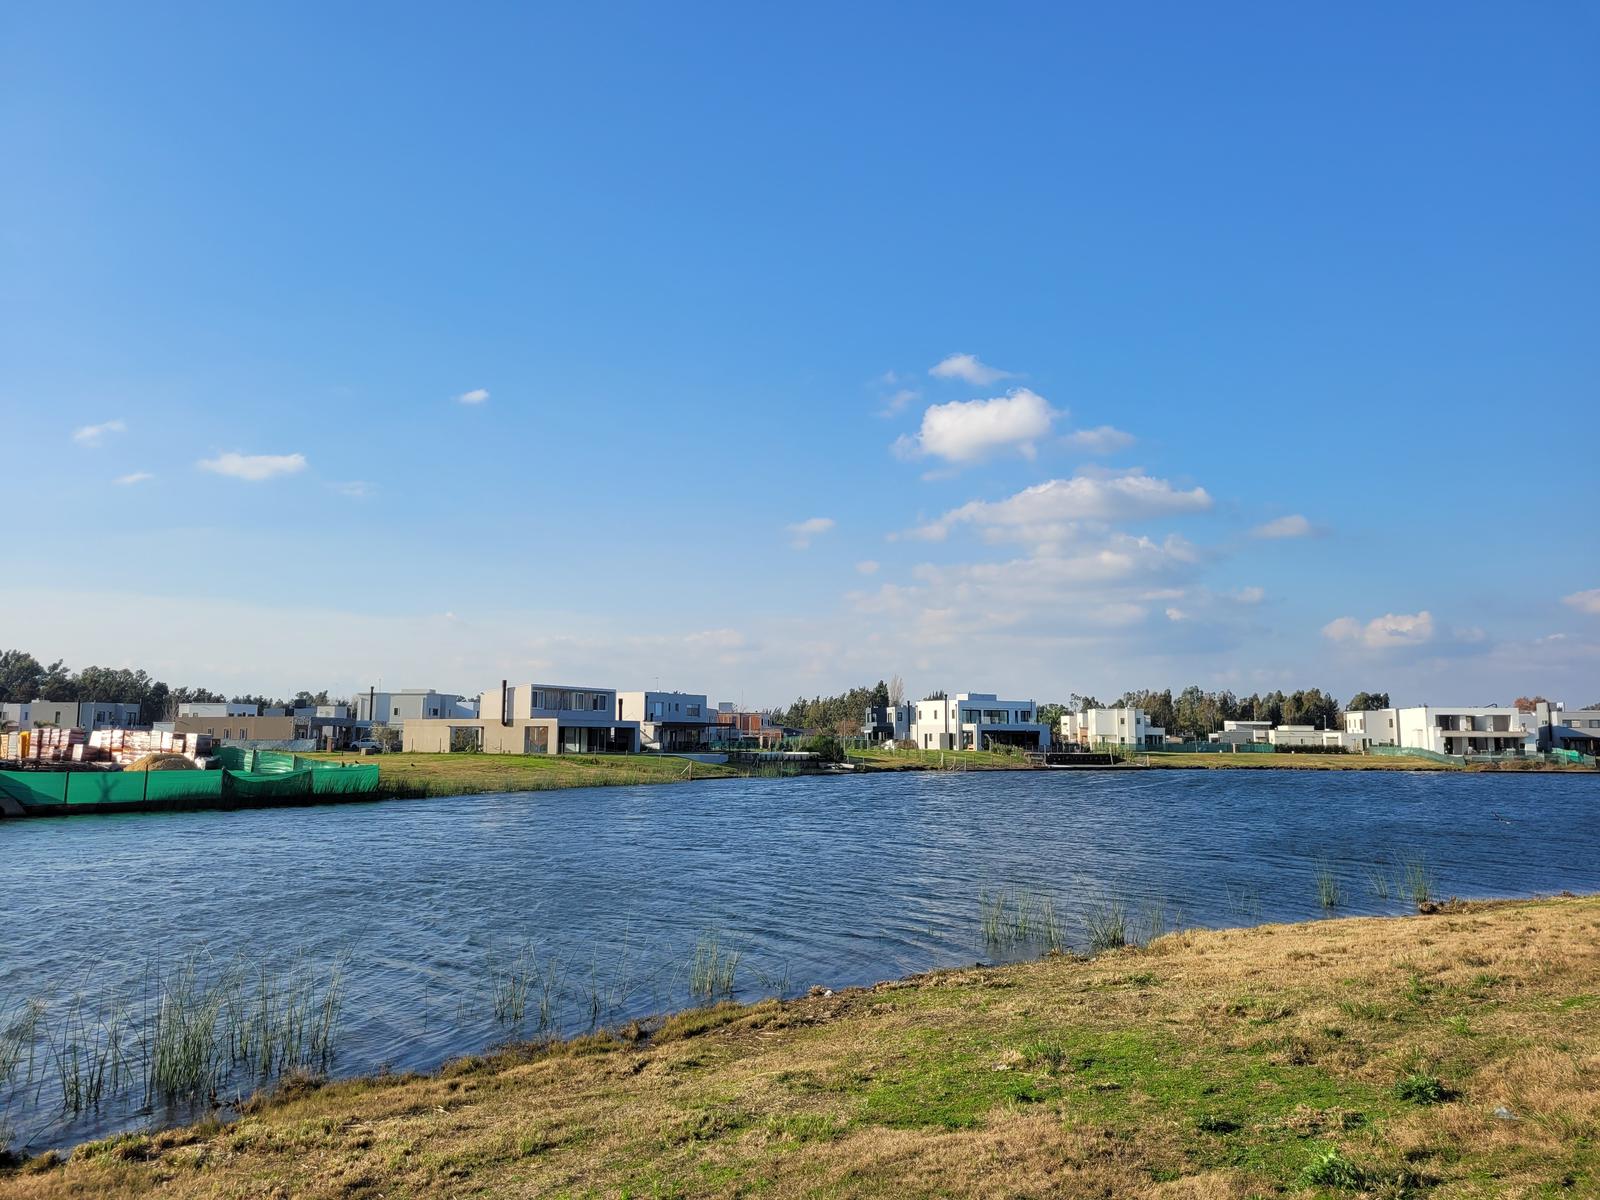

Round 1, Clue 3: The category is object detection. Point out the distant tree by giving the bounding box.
[0,650,45,702]
[36,660,74,700]
[1347,692,1392,712]
[1037,702,1068,730]
[887,675,905,707]
[1512,695,1549,713]
[923,689,948,701]
[834,717,862,737]
[870,680,890,707]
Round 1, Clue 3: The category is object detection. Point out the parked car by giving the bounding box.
[349,739,386,753]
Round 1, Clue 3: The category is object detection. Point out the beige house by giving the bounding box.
[403,682,642,754]
[168,715,296,741]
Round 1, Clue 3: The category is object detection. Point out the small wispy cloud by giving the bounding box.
[456,388,490,405]
[877,388,919,418]
[197,452,308,482]
[331,480,374,499]
[114,471,153,486]
[1562,588,1600,616]
[786,516,836,550]
[929,353,1013,386]
[855,560,881,575]
[73,419,126,446]
[1252,514,1314,539]
[1231,586,1265,605]
[1064,425,1136,454]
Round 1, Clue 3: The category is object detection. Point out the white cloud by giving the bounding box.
[877,388,919,418]
[113,471,153,486]
[456,388,490,405]
[1252,514,1314,539]
[1064,425,1136,454]
[905,471,1213,545]
[197,452,308,482]
[1231,586,1265,605]
[893,388,1057,465]
[929,353,1013,386]
[331,481,374,499]
[73,419,126,445]
[1322,610,1435,649]
[1562,588,1600,616]
[786,516,836,549]
[855,560,881,575]
[1165,607,1189,622]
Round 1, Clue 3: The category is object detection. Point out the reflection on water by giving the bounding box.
[2,767,1596,1152]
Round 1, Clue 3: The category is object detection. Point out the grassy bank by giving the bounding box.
[6,897,1596,1198]
[1143,752,1460,771]
[846,746,1040,772]
[301,751,743,797]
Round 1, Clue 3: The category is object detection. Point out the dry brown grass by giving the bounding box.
[5,897,1598,1198]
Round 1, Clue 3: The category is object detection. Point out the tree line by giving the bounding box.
[0,649,345,726]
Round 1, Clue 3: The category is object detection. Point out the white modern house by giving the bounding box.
[1062,706,1166,749]
[1268,724,1360,751]
[908,693,1048,751]
[1341,708,1400,748]
[1210,719,1273,745]
[177,701,261,718]
[1343,706,1532,757]
[1533,701,1600,756]
[1,701,142,730]
[356,689,477,724]
[616,691,713,752]
[864,701,914,742]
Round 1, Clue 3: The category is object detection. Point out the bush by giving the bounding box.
[1302,1148,1364,1189]
[802,736,844,763]
[1395,1072,1448,1105]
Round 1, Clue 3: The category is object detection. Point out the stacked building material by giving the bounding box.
[87,728,212,767]
[13,727,88,762]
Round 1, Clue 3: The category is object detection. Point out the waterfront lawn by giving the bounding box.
[8,896,1598,1198]
[302,750,741,796]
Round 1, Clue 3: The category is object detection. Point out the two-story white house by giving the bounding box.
[908,693,1048,751]
[1061,706,1167,749]
[356,689,477,725]
[615,691,713,752]
[1344,706,1532,757]
[177,701,261,718]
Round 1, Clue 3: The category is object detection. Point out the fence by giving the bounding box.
[0,755,380,814]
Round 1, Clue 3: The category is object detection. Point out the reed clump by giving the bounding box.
[689,932,740,1002]
[978,888,1064,953]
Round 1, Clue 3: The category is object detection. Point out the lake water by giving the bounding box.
[2,767,1597,1153]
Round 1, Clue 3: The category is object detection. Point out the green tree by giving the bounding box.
[1347,691,1392,712]
[0,650,45,702]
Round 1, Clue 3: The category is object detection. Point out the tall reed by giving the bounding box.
[689,932,740,1001]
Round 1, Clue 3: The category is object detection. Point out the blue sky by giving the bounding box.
[3,2,1597,707]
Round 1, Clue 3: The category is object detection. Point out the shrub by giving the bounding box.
[1395,1072,1448,1105]
[1302,1148,1364,1189]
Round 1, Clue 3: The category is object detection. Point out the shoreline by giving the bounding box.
[2,747,1592,819]
[6,894,1596,1196]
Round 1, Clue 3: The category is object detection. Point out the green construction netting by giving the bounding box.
[1,762,378,809]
